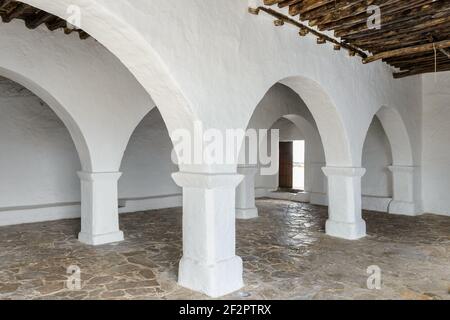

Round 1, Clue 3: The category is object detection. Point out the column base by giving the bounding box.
[178,256,243,298]
[236,207,259,220]
[389,201,423,216]
[78,230,124,246]
[326,219,366,240]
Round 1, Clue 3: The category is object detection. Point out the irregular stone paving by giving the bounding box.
[0,199,449,300]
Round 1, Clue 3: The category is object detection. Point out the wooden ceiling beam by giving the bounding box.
[0,1,89,39]
[394,64,450,78]
[2,2,26,23]
[363,39,450,64]
[25,11,53,29]
[261,0,450,78]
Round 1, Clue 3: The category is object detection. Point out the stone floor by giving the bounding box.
[0,199,449,300]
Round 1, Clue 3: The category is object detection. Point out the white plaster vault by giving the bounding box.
[0,0,447,298]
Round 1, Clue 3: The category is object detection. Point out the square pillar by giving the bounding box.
[388,166,422,216]
[78,172,124,246]
[236,166,259,220]
[322,167,367,240]
[172,171,244,298]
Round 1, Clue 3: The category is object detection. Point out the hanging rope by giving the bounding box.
[433,43,437,73]
[433,42,437,81]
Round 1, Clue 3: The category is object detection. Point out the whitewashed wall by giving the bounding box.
[422,72,450,216]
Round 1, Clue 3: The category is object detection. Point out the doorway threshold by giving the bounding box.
[267,190,311,203]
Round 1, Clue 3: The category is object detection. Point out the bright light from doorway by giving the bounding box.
[293,140,305,190]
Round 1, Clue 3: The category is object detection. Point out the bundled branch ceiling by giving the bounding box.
[0,0,89,39]
[258,0,450,78]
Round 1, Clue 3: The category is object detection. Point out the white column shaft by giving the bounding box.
[236,166,259,220]
[172,172,244,297]
[322,167,366,240]
[78,172,124,246]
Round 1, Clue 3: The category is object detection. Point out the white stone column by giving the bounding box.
[322,167,367,240]
[172,171,244,297]
[236,166,259,220]
[388,166,422,216]
[77,172,124,246]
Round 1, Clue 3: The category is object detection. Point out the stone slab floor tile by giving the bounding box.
[0,199,448,300]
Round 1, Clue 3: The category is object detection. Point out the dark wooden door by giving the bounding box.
[279,142,293,189]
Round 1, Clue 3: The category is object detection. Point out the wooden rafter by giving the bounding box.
[0,0,89,39]
[255,0,450,78]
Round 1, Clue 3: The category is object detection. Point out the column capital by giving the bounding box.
[322,167,366,178]
[77,171,122,182]
[172,172,243,189]
[388,165,417,173]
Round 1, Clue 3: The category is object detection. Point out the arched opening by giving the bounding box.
[361,106,419,216]
[119,108,181,213]
[278,77,353,167]
[238,79,364,240]
[251,113,326,204]
[0,75,84,225]
[0,19,159,245]
[271,118,306,191]
[375,106,414,167]
[0,68,91,171]
[361,116,394,212]
[236,83,327,218]
[21,0,197,141]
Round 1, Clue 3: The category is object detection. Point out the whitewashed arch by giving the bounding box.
[245,83,326,164]
[250,77,353,167]
[118,106,182,171]
[361,106,419,216]
[0,20,156,172]
[283,115,324,158]
[374,106,414,166]
[0,67,91,171]
[21,0,196,137]
[242,84,326,193]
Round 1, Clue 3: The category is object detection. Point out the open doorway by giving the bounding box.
[293,140,305,190]
[278,140,305,191]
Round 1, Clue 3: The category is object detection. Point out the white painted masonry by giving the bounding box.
[422,72,450,216]
[173,172,244,297]
[0,0,443,297]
